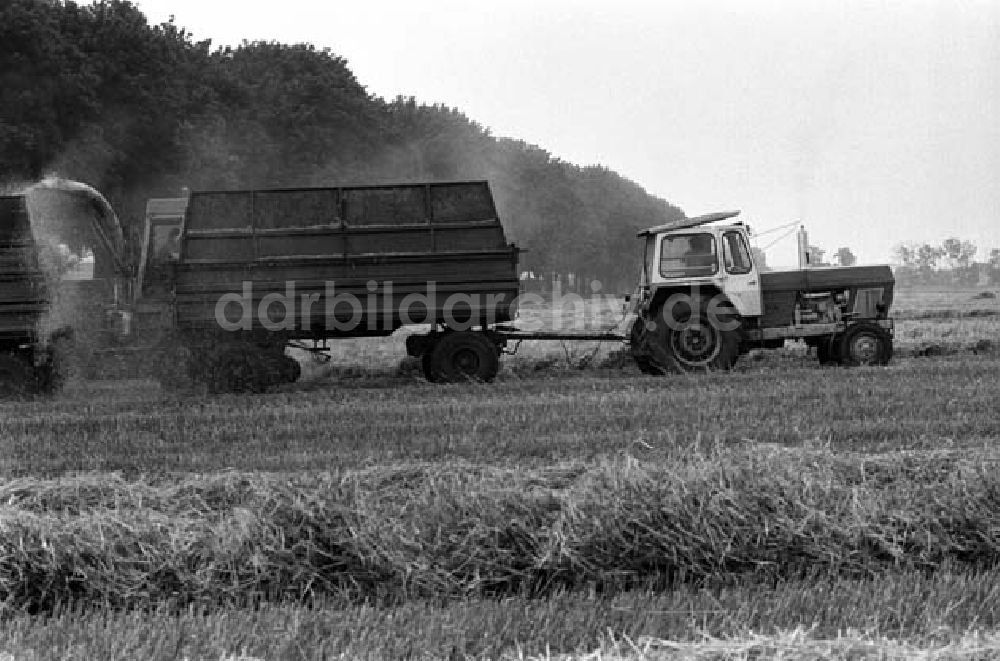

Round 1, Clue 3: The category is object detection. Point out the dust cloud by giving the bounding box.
[21,177,127,380]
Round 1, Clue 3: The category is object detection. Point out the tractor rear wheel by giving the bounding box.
[429,331,499,383]
[838,322,893,366]
[647,301,741,372]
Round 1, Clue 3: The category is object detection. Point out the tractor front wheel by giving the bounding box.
[838,323,893,366]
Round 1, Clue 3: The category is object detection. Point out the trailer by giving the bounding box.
[131,181,527,390]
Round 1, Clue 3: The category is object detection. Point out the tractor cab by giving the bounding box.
[637,211,763,318]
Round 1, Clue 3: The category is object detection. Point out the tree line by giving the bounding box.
[0,0,683,291]
[770,239,998,289]
[892,239,1000,287]
[805,238,1000,287]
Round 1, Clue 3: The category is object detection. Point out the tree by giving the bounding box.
[915,243,945,283]
[834,247,856,267]
[0,1,687,290]
[891,243,918,286]
[942,237,977,268]
[941,237,979,286]
[893,243,916,267]
[0,0,101,176]
[988,249,1000,286]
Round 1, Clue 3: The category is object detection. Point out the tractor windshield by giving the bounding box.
[659,232,718,278]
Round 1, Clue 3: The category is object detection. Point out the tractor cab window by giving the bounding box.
[723,231,753,275]
[659,233,718,278]
[643,235,655,285]
[139,219,183,297]
[150,223,181,265]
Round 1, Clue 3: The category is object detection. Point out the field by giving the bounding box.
[0,288,998,660]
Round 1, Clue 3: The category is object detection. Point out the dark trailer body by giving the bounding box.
[134,181,524,389]
[143,181,520,338]
[0,195,47,348]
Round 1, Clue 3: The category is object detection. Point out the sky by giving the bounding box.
[133,0,999,266]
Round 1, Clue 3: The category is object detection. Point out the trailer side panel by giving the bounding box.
[170,182,520,337]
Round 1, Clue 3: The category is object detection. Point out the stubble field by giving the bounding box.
[0,288,998,660]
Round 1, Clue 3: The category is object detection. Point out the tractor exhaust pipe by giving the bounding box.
[797,225,810,269]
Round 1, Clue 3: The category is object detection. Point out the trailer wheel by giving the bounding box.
[429,331,499,383]
[421,352,439,383]
[651,302,741,372]
[0,353,31,397]
[260,352,301,384]
[155,345,195,392]
[282,355,302,383]
[838,323,893,366]
[209,350,267,394]
[34,361,64,395]
[35,334,73,394]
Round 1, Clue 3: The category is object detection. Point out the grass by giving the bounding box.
[3,573,1000,659]
[892,287,999,314]
[540,628,1000,660]
[3,444,1000,613]
[0,286,997,658]
[1,351,997,475]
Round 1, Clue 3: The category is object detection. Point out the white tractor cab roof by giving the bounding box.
[637,210,742,237]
